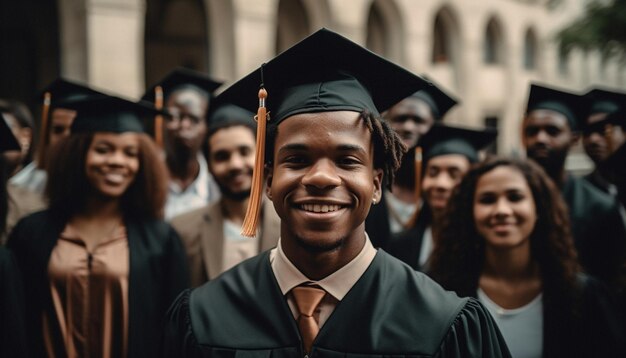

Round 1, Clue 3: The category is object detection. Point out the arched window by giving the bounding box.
[523,28,538,70]
[276,0,310,54]
[144,0,209,87]
[366,2,385,55]
[432,15,449,63]
[366,0,404,63]
[483,17,504,65]
[0,0,61,108]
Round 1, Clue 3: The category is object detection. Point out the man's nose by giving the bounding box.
[301,159,341,190]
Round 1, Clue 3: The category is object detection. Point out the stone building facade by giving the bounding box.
[1,0,624,164]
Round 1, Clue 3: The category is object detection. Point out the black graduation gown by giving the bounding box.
[385,207,432,270]
[0,247,28,358]
[364,191,392,248]
[561,175,626,286]
[7,210,190,358]
[163,250,511,357]
[583,170,613,196]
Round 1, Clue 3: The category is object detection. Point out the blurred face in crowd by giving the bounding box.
[207,125,256,201]
[474,165,537,251]
[165,89,208,154]
[266,111,382,253]
[49,108,77,147]
[422,154,470,216]
[85,132,140,199]
[385,97,435,149]
[522,109,577,171]
[583,112,626,164]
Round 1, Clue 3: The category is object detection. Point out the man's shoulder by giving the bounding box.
[189,252,269,305]
[170,202,219,233]
[370,251,469,319]
[567,175,616,212]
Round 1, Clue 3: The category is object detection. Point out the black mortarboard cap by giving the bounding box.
[217,28,429,123]
[584,88,625,115]
[39,78,107,109]
[221,28,429,237]
[0,114,20,151]
[418,123,498,163]
[62,95,165,134]
[207,102,255,134]
[526,83,587,131]
[142,67,223,103]
[410,76,459,120]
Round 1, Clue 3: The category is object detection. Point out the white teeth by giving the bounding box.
[105,173,124,183]
[301,204,341,213]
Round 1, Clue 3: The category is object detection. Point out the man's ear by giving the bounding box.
[372,168,383,203]
[570,131,581,146]
[265,163,273,201]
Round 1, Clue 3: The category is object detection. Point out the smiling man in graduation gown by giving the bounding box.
[162,29,510,358]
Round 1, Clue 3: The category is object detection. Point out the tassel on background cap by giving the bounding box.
[241,86,268,237]
[154,85,164,148]
[406,146,423,229]
[37,92,52,165]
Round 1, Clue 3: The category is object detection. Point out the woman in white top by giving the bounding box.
[428,157,624,357]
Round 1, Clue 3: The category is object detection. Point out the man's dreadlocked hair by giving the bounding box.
[264,109,407,190]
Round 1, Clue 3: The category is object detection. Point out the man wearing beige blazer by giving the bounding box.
[171,104,280,287]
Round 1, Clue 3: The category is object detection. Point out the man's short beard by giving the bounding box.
[217,184,251,202]
[293,235,345,254]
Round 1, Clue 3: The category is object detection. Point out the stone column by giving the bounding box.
[85,0,145,97]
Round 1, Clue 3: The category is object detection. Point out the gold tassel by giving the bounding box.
[605,123,614,154]
[37,92,52,167]
[154,85,164,148]
[405,146,423,229]
[241,87,268,237]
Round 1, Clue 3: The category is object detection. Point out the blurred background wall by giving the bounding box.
[1,0,624,171]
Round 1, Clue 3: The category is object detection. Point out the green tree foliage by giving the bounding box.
[557,0,626,63]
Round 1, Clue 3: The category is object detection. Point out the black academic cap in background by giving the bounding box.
[216,28,429,123]
[39,78,107,109]
[584,88,625,115]
[418,123,498,163]
[142,67,223,102]
[207,101,256,135]
[410,76,459,120]
[0,113,20,151]
[526,83,588,131]
[62,95,166,134]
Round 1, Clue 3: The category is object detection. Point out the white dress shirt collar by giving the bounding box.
[270,234,377,301]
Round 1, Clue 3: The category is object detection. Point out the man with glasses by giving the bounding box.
[143,68,223,219]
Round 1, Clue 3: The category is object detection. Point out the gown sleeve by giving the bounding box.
[162,289,197,358]
[0,248,29,358]
[435,298,512,358]
[164,224,192,305]
[580,275,626,357]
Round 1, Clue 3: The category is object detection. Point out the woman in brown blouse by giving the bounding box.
[8,96,190,358]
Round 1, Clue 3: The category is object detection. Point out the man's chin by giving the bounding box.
[293,234,345,254]
[221,189,251,202]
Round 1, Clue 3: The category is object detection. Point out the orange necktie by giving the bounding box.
[291,285,326,353]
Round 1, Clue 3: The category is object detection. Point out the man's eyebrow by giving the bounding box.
[337,144,367,154]
[277,143,367,154]
[277,143,308,154]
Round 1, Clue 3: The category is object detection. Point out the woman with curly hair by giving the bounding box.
[428,157,624,357]
[8,96,189,358]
